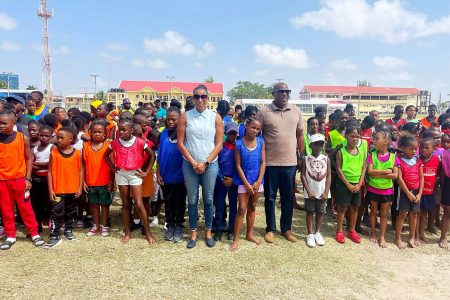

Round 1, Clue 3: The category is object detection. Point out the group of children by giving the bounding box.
[1,95,450,252]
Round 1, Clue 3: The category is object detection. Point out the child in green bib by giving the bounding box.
[366,130,399,248]
[335,125,367,244]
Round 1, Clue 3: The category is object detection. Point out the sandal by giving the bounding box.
[32,236,45,247]
[0,240,15,250]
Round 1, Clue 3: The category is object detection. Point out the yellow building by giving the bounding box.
[109,80,224,110]
[300,85,419,115]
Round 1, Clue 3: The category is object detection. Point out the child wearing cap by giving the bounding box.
[214,122,239,241]
[301,134,330,247]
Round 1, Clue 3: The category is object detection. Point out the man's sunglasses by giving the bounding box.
[274,89,291,94]
[193,94,208,100]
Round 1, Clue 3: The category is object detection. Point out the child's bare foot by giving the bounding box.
[229,241,239,252]
[426,226,438,235]
[419,235,430,244]
[438,239,449,250]
[407,238,416,248]
[369,233,378,243]
[121,235,131,244]
[246,234,262,245]
[394,239,407,249]
[145,233,156,245]
[378,237,387,248]
[414,238,421,246]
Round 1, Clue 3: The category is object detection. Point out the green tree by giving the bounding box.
[204,75,214,83]
[0,81,7,89]
[26,85,38,90]
[226,81,273,102]
[95,91,106,101]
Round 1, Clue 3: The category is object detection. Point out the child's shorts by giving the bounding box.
[87,185,112,206]
[237,184,263,194]
[305,198,327,213]
[441,177,450,206]
[115,169,143,186]
[336,179,361,207]
[397,189,420,212]
[366,190,393,204]
[420,194,436,211]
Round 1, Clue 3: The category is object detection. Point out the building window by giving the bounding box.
[136,95,139,99]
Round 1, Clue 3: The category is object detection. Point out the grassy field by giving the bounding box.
[2,195,450,299]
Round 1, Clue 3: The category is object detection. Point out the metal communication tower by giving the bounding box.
[37,0,53,101]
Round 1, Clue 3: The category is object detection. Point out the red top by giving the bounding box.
[111,137,146,171]
[360,127,372,150]
[386,118,406,130]
[398,156,422,190]
[422,155,439,195]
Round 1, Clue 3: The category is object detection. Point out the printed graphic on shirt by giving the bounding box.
[306,155,327,182]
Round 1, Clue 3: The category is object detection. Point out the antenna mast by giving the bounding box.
[37,0,53,101]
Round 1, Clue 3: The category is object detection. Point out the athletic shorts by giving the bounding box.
[87,185,112,206]
[366,190,393,204]
[420,195,436,211]
[115,169,143,186]
[237,184,263,194]
[304,198,327,213]
[397,189,420,212]
[336,179,361,207]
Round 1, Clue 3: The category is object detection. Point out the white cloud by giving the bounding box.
[132,58,168,69]
[290,0,450,43]
[416,40,435,48]
[373,56,408,70]
[227,66,237,74]
[193,62,203,69]
[331,58,357,70]
[53,45,70,55]
[144,31,214,57]
[0,41,20,51]
[0,13,17,30]
[255,69,269,76]
[325,72,340,85]
[105,43,128,51]
[254,43,310,69]
[377,71,413,81]
[198,42,215,57]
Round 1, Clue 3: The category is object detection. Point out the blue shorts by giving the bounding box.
[420,195,435,211]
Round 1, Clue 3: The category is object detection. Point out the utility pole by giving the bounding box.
[167,75,175,100]
[37,0,53,102]
[90,74,99,100]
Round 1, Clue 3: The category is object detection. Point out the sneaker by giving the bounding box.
[214,231,223,241]
[101,226,110,237]
[86,225,101,236]
[205,237,216,248]
[164,226,175,241]
[306,234,316,248]
[45,236,62,249]
[64,230,76,241]
[347,230,361,243]
[314,232,325,246]
[150,217,159,228]
[186,239,197,249]
[173,226,183,243]
[130,222,142,232]
[335,230,345,243]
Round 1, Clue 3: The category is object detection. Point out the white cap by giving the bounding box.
[309,134,325,144]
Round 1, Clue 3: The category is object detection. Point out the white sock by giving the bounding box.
[133,219,140,224]
[31,235,41,241]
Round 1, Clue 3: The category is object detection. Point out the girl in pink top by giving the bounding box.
[395,134,424,249]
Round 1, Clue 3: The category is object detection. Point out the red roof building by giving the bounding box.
[108,80,224,110]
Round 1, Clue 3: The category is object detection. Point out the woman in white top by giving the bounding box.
[177,85,223,249]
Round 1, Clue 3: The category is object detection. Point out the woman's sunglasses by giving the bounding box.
[193,94,208,100]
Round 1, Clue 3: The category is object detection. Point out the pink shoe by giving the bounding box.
[347,230,361,243]
[101,226,110,237]
[335,230,345,243]
[86,225,100,236]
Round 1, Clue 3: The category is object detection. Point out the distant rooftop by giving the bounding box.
[302,85,419,95]
[119,80,223,94]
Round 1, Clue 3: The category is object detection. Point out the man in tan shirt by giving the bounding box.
[257,82,304,243]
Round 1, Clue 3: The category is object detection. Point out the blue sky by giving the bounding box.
[1,0,450,102]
